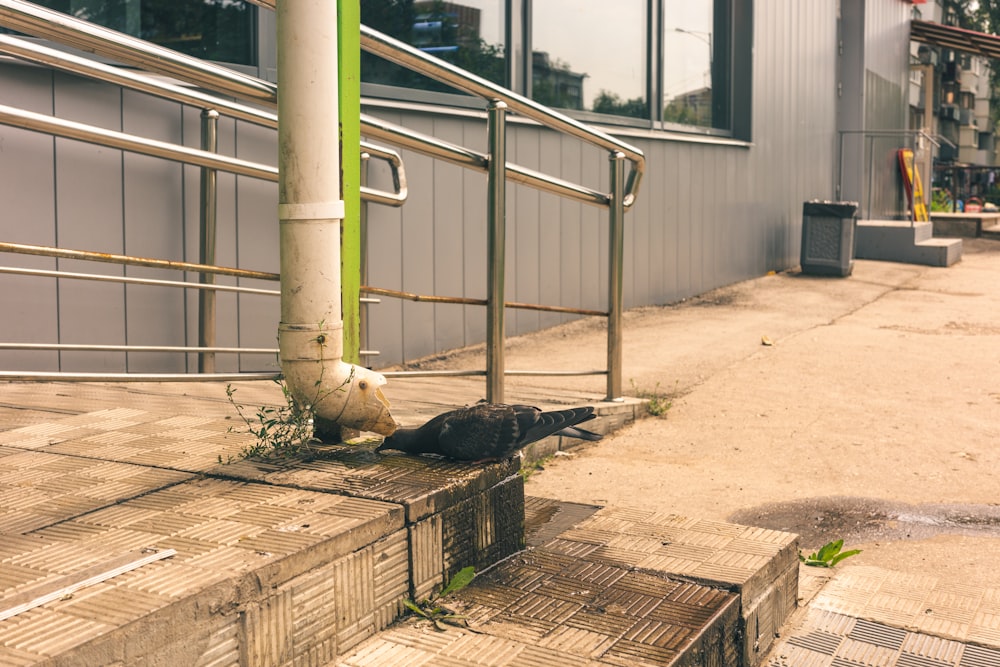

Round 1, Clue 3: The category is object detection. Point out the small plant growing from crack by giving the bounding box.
[518,454,554,482]
[220,327,353,462]
[630,379,676,417]
[403,566,476,631]
[799,539,862,568]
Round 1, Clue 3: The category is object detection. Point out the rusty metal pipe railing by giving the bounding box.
[0,242,280,281]
[0,266,278,295]
[0,371,282,382]
[0,343,276,354]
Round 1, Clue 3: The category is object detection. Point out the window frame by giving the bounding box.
[356,0,753,141]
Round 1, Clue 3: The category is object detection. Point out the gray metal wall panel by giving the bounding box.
[122,90,186,372]
[431,116,468,355]
[232,120,280,373]
[364,110,406,367]
[537,132,566,331]
[460,127,488,348]
[52,75,127,372]
[0,66,59,371]
[511,127,541,338]
[398,115,436,365]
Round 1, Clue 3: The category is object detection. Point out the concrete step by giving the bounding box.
[337,498,800,667]
[0,388,648,666]
[856,220,962,267]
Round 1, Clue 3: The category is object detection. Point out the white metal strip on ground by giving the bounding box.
[0,548,176,622]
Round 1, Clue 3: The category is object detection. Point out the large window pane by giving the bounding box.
[531,0,647,119]
[23,1,256,66]
[361,0,506,93]
[663,4,717,129]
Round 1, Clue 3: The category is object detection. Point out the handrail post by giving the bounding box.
[606,151,626,401]
[486,100,507,404]
[198,108,219,373]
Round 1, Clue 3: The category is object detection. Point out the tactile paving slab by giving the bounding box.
[340,501,802,667]
[0,477,405,665]
[767,564,1000,667]
[0,400,522,524]
[767,607,1000,667]
[339,551,741,667]
[526,501,800,666]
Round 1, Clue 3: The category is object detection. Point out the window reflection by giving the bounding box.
[21,0,256,66]
[663,5,715,128]
[531,0,647,119]
[361,0,506,92]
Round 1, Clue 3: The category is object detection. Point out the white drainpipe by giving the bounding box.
[276,0,396,436]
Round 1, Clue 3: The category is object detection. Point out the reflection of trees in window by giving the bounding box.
[531,51,585,110]
[592,90,647,119]
[361,0,506,92]
[663,87,712,127]
[27,1,254,65]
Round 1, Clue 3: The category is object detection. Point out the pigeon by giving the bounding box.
[376,402,602,462]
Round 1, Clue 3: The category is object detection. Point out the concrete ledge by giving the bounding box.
[856,220,962,267]
[931,211,1000,238]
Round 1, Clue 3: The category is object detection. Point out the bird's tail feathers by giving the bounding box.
[556,425,602,441]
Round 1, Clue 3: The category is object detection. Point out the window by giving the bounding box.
[530,0,647,120]
[20,1,257,66]
[361,0,507,94]
[359,0,750,138]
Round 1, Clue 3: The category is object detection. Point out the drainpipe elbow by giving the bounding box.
[279,323,397,436]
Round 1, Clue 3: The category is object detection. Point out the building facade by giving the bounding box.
[0,0,916,375]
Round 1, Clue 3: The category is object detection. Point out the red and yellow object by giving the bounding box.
[897,148,928,222]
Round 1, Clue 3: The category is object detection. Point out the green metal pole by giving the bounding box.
[339,0,361,365]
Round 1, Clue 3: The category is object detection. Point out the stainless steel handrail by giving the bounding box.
[357,25,645,209]
[0,23,600,209]
[0,33,407,207]
[0,0,276,103]
[0,103,278,178]
[245,0,646,209]
[359,114,610,208]
[0,104,407,208]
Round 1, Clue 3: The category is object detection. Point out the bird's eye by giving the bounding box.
[359,380,368,390]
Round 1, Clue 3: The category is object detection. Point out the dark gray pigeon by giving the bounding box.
[376,403,602,462]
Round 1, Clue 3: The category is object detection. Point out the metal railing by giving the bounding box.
[0,3,405,379]
[249,0,646,401]
[0,0,646,400]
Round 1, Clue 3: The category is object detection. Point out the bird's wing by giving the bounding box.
[437,404,520,460]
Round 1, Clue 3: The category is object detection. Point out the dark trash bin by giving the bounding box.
[800,200,858,277]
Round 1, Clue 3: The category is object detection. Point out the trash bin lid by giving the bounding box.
[803,200,859,217]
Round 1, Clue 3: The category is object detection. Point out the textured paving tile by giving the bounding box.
[340,503,770,666]
[767,565,1000,667]
[0,477,403,664]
